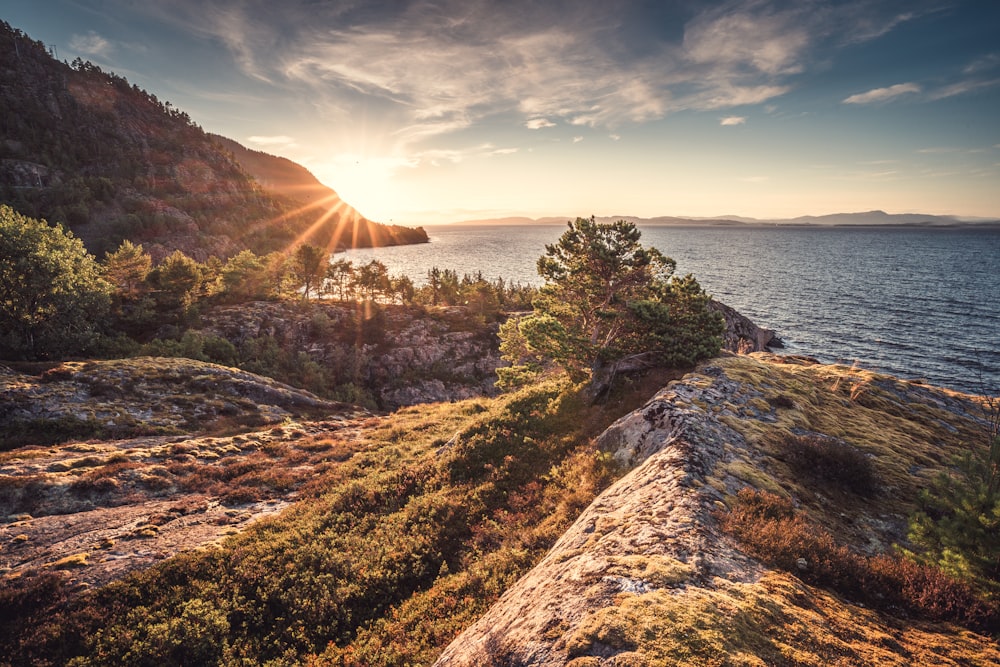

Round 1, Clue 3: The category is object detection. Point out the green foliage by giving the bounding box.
[907,406,1000,593]
[499,217,723,387]
[219,249,274,302]
[0,204,112,358]
[102,240,151,298]
[291,244,329,301]
[352,259,391,302]
[3,383,638,665]
[147,249,205,312]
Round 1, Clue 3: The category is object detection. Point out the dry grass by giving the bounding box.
[567,571,1000,666]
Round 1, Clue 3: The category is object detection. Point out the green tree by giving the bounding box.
[102,239,151,299]
[220,249,271,302]
[291,244,329,301]
[148,250,204,312]
[0,204,111,358]
[353,259,390,302]
[325,258,354,301]
[392,274,416,305]
[499,217,723,388]
[907,398,1000,591]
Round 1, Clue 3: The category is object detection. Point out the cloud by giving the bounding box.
[609,134,621,141]
[842,82,921,104]
[69,31,113,58]
[573,136,584,143]
[682,7,809,76]
[720,116,746,126]
[927,77,1000,101]
[963,53,1000,75]
[247,135,297,147]
[140,0,935,162]
[525,118,556,130]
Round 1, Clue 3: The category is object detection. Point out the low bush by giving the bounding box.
[719,488,997,632]
[778,433,878,496]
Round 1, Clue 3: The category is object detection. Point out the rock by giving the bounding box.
[709,299,783,353]
[433,354,997,666]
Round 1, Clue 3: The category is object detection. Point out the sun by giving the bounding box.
[312,154,411,224]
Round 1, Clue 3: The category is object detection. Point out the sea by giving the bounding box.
[344,224,1000,396]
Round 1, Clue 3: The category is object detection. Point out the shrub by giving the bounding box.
[778,433,878,496]
[718,488,997,632]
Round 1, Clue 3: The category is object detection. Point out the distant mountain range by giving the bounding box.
[452,211,1000,228]
[0,20,426,260]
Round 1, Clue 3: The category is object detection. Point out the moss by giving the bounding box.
[567,572,1000,666]
[48,553,89,569]
[606,555,696,588]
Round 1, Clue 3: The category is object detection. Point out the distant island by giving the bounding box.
[449,211,1000,228]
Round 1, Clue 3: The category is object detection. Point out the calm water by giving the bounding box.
[345,225,1000,395]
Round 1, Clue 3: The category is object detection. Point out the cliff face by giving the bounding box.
[435,353,999,665]
[196,301,502,410]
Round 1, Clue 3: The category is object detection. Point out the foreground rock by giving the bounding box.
[0,358,368,587]
[709,299,783,353]
[436,353,998,665]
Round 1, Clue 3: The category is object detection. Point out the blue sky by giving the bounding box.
[3,0,998,224]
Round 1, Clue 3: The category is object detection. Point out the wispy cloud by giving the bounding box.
[140,0,930,154]
[525,118,556,130]
[963,53,1000,75]
[573,136,584,143]
[916,146,984,154]
[843,82,921,104]
[720,116,746,126]
[927,77,1000,100]
[69,31,113,58]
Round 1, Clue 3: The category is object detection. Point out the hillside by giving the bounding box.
[0,21,427,260]
[437,353,1000,665]
[1,352,996,665]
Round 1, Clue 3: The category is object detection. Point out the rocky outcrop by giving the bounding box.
[435,353,999,665]
[198,299,781,410]
[198,301,502,409]
[710,299,783,353]
[0,359,371,587]
[0,357,355,446]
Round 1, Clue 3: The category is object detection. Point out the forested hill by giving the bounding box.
[210,134,428,251]
[0,21,427,260]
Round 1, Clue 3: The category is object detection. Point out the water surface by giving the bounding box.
[346,224,1000,395]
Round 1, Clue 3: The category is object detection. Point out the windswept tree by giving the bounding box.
[291,244,329,301]
[353,259,390,302]
[498,217,723,390]
[0,205,111,358]
[325,258,354,301]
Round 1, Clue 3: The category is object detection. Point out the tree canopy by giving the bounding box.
[498,217,723,389]
[0,205,111,358]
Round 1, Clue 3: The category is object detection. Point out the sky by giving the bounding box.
[2,0,999,225]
